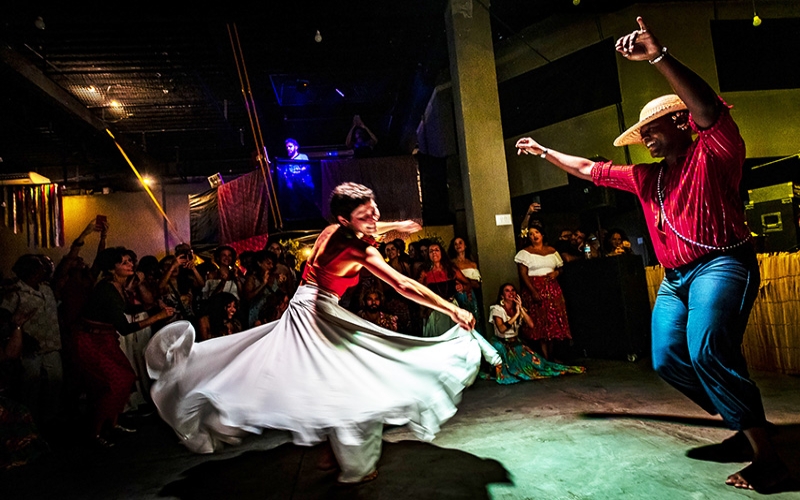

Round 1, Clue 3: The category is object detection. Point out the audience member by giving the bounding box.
[345,115,378,157]
[73,247,174,447]
[447,236,483,334]
[0,254,63,428]
[202,245,242,300]
[417,242,471,337]
[0,308,49,469]
[514,222,573,360]
[554,228,582,263]
[605,228,634,257]
[243,250,283,328]
[357,288,398,332]
[255,290,290,326]
[159,255,197,322]
[197,292,242,341]
[265,239,297,294]
[488,283,584,384]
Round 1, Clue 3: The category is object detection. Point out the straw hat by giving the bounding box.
[613,94,688,147]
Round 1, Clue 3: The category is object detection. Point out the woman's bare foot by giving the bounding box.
[317,441,338,471]
[337,469,378,485]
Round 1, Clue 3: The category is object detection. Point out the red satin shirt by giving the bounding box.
[591,100,750,269]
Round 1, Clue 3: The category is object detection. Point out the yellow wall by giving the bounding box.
[0,182,207,278]
[498,1,800,197]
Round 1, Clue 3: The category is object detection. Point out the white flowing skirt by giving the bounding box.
[145,285,498,454]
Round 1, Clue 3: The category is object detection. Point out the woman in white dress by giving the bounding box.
[515,221,573,361]
[146,182,499,484]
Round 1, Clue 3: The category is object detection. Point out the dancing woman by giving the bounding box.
[146,182,499,484]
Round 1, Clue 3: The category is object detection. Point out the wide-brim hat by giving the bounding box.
[613,94,688,147]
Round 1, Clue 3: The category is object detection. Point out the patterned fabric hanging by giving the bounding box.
[0,184,65,248]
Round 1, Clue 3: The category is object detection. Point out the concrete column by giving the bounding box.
[445,0,518,327]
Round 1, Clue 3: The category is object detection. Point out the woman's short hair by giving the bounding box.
[245,250,277,274]
[95,247,128,276]
[330,182,374,221]
[213,245,237,264]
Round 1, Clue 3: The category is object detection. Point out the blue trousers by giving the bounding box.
[651,247,765,431]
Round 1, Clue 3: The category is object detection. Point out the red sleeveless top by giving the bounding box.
[302,261,360,297]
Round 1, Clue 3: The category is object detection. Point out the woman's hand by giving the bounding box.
[546,270,559,280]
[515,137,547,157]
[157,306,176,320]
[451,307,475,331]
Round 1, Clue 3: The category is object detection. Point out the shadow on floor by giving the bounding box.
[159,440,511,500]
[581,412,800,494]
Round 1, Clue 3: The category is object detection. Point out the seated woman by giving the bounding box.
[197,292,242,341]
[145,182,499,485]
[417,242,473,337]
[488,283,584,384]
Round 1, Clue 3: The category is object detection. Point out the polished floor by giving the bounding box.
[4,358,800,499]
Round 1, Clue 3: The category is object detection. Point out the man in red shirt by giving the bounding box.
[516,17,788,492]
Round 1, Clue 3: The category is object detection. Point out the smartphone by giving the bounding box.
[95,214,107,230]
[531,195,541,205]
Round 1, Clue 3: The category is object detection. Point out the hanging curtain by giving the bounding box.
[1,184,65,248]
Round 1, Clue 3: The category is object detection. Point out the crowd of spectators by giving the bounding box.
[1,205,617,466]
[0,219,300,464]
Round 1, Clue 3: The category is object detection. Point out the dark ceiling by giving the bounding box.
[0,1,647,192]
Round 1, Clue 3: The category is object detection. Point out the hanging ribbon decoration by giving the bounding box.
[227,22,283,230]
[106,129,183,242]
[1,183,64,248]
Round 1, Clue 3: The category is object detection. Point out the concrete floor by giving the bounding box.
[4,358,800,499]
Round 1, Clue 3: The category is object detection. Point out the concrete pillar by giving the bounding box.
[445,0,518,328]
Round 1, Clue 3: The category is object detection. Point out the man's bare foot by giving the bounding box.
[726,458,790,492]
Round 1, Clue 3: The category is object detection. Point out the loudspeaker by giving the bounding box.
[559,255,651,361]
[745,198,800,252]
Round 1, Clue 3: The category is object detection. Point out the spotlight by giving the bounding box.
[314,30,322,43]
[142,175,155,187]
[572,0,580,5]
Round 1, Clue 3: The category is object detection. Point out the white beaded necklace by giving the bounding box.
[657,165,750,252]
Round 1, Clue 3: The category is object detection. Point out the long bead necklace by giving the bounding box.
[657,165,749,252]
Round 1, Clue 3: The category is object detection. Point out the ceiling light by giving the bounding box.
[142,175,154,186]
[314,30,322,43]
[34,16,45,30]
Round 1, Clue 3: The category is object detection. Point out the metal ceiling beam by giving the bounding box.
[0,42,109,132]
